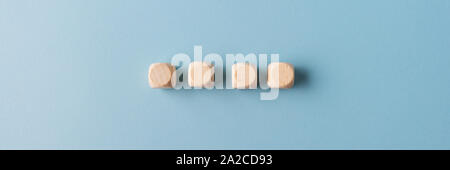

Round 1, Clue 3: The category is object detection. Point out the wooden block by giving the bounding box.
[148,63,175,88]
[188,61,215,88]
[232,63,257,89]
[267,62,294,88]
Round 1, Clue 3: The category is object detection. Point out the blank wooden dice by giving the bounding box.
[148,63,175,88]
[267,62,295,88]
[232,63,257,89]
[188,61,215,88]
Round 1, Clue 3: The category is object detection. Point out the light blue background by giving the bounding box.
[1,0,450,149]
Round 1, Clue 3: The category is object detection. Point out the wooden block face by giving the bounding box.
[148,63,175,88]
[188,62,215,88]
[232,63,257,89]
[267,62,294,88]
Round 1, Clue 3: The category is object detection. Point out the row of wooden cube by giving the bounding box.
[148,62,294,89]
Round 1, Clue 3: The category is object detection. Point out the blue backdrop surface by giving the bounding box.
[1,0,450,149]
